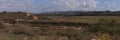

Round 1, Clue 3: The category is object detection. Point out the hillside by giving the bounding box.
[0,12,39,20]
[0,12,26,18]
[37,11,120,16]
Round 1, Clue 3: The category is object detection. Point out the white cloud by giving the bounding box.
[0,0,118,13]
[51,0,117,11]
[51,0,99,10]
[0,0,39,12]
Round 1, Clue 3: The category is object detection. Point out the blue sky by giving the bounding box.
[0,0,119,13]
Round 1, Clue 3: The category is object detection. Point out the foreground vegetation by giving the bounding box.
[0,16,120,40]
[1,11,120,40]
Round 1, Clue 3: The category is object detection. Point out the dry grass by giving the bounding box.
[51,16,120,23]
[0,16,120,40]
[92,33,112,40]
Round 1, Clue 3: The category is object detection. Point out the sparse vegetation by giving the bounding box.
[1,12,120,40]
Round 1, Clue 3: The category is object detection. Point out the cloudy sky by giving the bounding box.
[0,0,119,13]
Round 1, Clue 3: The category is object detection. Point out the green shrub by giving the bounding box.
[89,18,120,34]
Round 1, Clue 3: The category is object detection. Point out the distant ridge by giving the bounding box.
[37,11,120,16]
[0,11,120,16]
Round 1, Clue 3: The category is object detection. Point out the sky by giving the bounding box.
[0,0,119,13]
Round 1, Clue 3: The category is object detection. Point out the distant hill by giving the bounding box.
[1,11,120,18]
[37,11,120,16]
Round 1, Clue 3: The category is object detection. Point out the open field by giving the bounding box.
[1,12,120,40]
[50,16,120,23]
